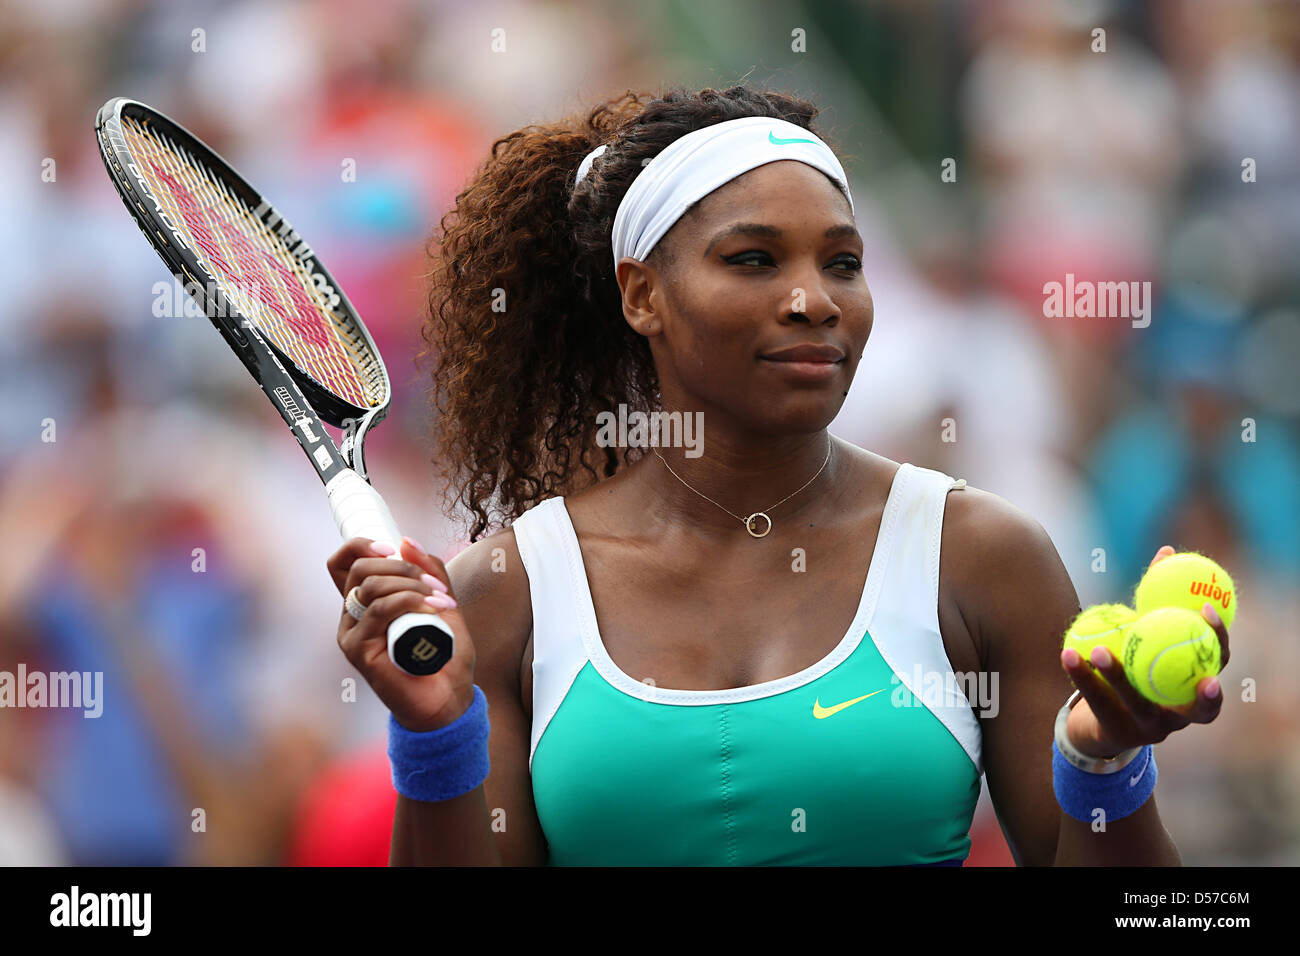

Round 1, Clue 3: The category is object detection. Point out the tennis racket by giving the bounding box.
[94,96,453,676]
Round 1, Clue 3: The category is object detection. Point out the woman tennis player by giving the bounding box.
[327,86,1229,866]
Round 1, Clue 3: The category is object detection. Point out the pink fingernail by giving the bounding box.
[1062,649,1080,668]
[1204,678,1221,699]
[1091,647,1112,668]
[421,573,448,593]
[403,535,426,553]
[424,593,456,610]
[370,541,396,556]
[1203,604,1222,627]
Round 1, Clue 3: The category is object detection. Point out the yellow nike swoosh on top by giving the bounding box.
[812,689,887,719]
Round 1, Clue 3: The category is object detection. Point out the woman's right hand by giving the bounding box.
[327,535,477,733]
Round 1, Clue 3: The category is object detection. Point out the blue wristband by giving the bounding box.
[1052,740,1156,823]
[388,685,490,802]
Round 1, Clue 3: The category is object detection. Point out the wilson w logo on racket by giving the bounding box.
[95,96,453,676]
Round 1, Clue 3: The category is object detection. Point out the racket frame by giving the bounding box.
[94,96,452,675]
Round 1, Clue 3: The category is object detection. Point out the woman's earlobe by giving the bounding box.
[624,312,661,337]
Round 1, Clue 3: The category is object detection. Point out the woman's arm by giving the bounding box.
[389,529,548,866]
[942,488,1192,866]
[389,788,503,866]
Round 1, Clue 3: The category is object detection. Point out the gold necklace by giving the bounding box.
[651,435,833,538]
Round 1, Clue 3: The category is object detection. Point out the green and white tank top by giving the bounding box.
[511,461,983,865]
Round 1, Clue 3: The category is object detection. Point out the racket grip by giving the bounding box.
[326,469,454,676]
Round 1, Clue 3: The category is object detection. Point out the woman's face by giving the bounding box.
[618,159,873,437]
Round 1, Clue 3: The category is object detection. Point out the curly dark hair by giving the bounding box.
[420,85,833,542]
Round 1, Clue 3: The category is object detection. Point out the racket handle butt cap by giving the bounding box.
[389,611,455,676]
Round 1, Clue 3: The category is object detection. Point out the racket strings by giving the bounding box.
[121,115,385,409]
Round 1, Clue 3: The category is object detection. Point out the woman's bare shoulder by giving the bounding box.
[444,525,534,694]
[936,478,1079,668]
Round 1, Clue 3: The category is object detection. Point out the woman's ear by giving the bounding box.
[616,257,664,337]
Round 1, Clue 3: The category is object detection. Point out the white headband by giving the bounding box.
[574,116,854,272]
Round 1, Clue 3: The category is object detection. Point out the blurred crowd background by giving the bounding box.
[1,0,1297,866]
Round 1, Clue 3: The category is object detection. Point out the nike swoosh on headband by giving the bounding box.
[812,688,886,719]
[769,130,820,146]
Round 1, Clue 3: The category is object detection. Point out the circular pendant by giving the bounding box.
[745,512,772,538]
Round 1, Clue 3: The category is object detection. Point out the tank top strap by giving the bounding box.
[865,464,983,775]
[509,497,591,769]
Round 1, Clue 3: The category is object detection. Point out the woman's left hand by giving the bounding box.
[1060,545,1231,757]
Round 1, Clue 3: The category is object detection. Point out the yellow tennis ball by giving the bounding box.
[1062,604,1136,684]
[1134,550,1237,630]
[1122,606,1222,706]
